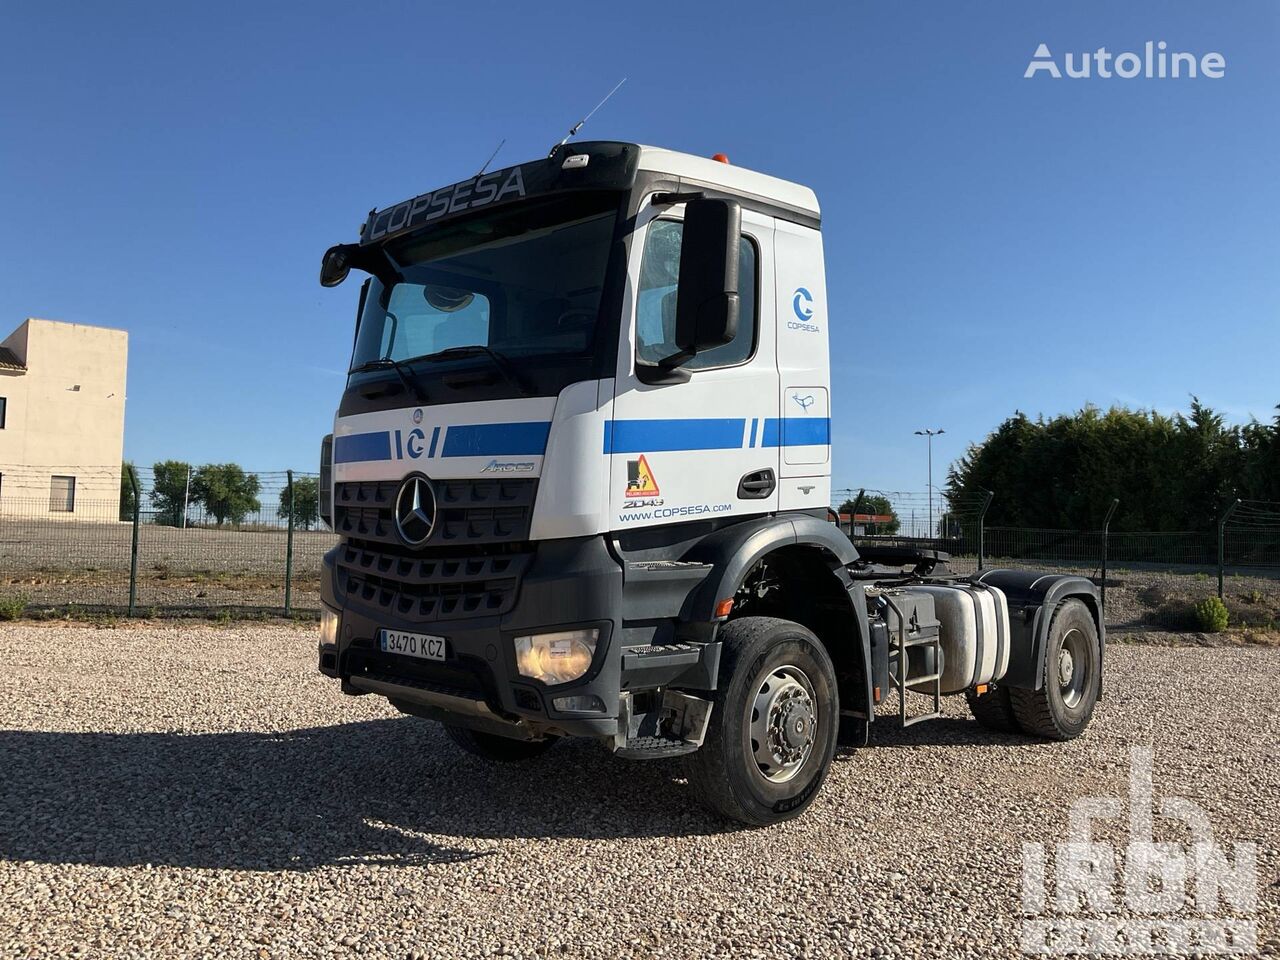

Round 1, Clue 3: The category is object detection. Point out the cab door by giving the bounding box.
[774,218,832,512]
[607,199,778,531]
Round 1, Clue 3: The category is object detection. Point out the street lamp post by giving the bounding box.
[914,428,945,537]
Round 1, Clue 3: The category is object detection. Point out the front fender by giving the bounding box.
[680,514,859,621]
[678,514,872,728]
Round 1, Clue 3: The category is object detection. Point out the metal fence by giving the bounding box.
[2,474,1279,618]
[833,489,1280,598]
[0,468,334,617]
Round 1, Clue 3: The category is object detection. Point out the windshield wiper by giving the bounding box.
[350,357,428,402]
[418,345,531,396]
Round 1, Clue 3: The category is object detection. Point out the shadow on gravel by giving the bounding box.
[0,718,722,870]
[861,716,1029,750]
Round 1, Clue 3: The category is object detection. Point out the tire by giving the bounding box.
[443,725,558,762]
[966,684,1021,733]
[1008,598,1101,740]
[684,617,839,826]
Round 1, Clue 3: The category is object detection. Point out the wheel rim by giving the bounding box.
[1058,628,1089,708]
[749,664,817,783]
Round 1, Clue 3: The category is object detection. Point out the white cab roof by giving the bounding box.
[635,145,819,220]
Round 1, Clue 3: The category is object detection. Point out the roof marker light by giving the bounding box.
[712,153,730,164]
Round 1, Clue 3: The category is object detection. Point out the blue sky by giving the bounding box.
[2,1,1276,494]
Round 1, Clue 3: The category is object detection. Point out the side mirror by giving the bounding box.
[320,245,355,287]
[672,197,741,361]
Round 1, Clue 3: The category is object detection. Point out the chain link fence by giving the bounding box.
[2,470,1279,617]
[833,489,1280,593]
[0,466,334,617]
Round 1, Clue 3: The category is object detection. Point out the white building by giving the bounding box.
[0,318,129,518]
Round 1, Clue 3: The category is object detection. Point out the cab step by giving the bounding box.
[614,734,700,760]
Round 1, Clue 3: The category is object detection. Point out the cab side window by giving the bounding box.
[636,219,757,370]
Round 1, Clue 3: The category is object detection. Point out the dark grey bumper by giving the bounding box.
[318,535,718,740]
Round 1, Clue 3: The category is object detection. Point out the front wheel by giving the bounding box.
[443,725,558,762]
[684,617,839,826]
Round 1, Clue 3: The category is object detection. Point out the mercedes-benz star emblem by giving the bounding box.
[394,475,436,547]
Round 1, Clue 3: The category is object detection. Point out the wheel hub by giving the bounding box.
[750,666,817,783]
[780,700,813,749]
[1057,628,1088,709]
[1058,649,1075,687]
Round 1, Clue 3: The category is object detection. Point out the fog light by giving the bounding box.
[513,628,599,685]
[552,695,606,714]
[319,606,340,647]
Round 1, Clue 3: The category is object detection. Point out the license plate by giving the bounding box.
[379,629,446,662]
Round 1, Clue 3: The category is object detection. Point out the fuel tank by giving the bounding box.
[909,583,1010,693]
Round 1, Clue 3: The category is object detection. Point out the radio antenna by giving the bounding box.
[475,138,506,178]
[548,77,627,157]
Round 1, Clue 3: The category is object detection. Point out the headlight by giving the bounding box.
[513,628,599,685]
[319,607,340,647]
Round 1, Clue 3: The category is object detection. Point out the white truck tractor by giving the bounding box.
[316,142,1103,826]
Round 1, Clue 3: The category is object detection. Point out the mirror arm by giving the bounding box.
[650,191,705,206]
[635,359,691,386]
[658,348,695,370]
[320,243,401,289]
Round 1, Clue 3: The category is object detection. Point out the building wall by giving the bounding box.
[0,319,128,519]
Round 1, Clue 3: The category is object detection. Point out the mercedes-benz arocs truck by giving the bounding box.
[315,142,1103,826]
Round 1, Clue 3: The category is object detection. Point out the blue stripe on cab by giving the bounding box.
[441,421,551,458]
[760,419,780,448]
[603,418,747,454]
[760,417,831,447]
[783,416,831,446]
[333,431,392,464]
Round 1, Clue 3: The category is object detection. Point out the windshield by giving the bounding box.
[349,192,620,394]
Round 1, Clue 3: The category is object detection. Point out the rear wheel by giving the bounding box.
[966,684,1021,733]
[443,725,558,762]
[1008,599,1101,740]
[684,617,839,826]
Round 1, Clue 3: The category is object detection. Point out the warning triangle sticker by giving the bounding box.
[625,455,661,498]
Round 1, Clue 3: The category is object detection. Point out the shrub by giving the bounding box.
[1152,600,1199,631]
[0,595,28,621]
[1193,597,1229,633]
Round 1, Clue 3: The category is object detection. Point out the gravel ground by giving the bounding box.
[0,571,322,617]
[1097,568,1280,632]
[1,623,1276,959]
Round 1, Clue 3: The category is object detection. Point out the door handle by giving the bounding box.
[737,469,776,500]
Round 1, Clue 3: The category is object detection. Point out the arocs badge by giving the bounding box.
[625,455,660,498]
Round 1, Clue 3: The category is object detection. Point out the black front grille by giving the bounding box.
[334,478,536,546]
[334,539,531,622]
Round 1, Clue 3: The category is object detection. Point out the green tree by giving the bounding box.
[1241,407,1280,504]
[150,460,192,527]
[191,463,261,526]
[277,476,320,530]
[947,400,1267,532]
[838,494,900,535]
[119,461,137,521]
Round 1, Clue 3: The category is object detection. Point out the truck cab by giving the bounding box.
[317,142,1103,826]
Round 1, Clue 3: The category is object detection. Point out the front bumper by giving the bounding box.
[318,535,716,740]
